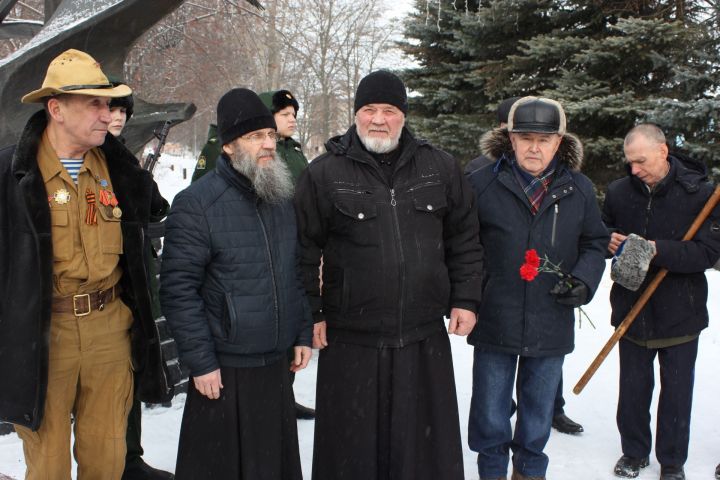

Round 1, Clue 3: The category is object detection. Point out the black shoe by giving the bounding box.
[295,402,315,420]
[613,455,649,478]
[715,463,720,480]
[660,465,685,480]
[552,413,584,434]
[122,459,174,480]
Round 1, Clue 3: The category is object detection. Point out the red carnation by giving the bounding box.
[519,263,539,281]
[524,249,540,268]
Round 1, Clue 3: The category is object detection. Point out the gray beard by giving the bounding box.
[229,149,294,204]
[356,119,404,154]
[358,135,400,154]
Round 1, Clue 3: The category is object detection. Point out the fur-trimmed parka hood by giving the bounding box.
[479,127,584,172]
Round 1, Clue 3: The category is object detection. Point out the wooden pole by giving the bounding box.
[573,184,720,395]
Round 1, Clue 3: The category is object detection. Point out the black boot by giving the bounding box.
[551,413,584,434]
[122,458,174,480]
[295,402,315,420]
[660,465,685,480]
[715,463,720,480]
[613,455,649,478]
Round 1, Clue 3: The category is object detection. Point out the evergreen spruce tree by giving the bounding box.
[399,1,567,164]
[400,0,720,188]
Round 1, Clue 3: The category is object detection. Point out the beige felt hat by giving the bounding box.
[21,49,132,104]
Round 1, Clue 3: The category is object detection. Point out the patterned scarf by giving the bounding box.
[511,155,557,214]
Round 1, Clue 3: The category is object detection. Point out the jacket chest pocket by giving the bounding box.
[410,184,448,234]
[332,194,379,244]
[50,208,73,261]
[97,204,123,254]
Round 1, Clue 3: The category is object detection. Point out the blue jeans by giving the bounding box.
[469,349,564,479]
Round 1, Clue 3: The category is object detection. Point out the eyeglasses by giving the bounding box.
[240,131,278,144]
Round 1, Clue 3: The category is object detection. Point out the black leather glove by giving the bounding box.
[549,277,588,308]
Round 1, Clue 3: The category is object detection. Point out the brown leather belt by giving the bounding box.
[52,284,122,317]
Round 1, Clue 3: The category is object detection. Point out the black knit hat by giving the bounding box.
[259,90,300,114]
[217,88,277,146]
[354,70,408,114]
[109,94,134,120]
[497,97,520,124]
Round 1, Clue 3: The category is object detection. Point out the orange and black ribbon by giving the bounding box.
[85,188,97,225]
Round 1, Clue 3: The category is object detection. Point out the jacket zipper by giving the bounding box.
[643,193,653,237]
[551,204,559,247]
[390,188,405,346]
[256,206,280,348]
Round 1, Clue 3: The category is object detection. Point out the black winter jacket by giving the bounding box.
[160,155,313,376]
[603,154,720,340]
[0,111,172,430]
[467,128,609,357]
[294,126,483,347]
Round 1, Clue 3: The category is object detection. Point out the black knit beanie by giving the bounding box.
[217,88,277,146]
[353,71,408,114]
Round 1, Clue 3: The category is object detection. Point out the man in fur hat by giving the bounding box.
[0,49,172,479]
[466,96,608,480]
[294,70,483,480]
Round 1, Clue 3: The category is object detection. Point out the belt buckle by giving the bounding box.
[72,294,91,317]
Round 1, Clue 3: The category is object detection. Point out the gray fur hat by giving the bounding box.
[611,234,656,291]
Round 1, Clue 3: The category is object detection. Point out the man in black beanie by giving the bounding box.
[161,87,312,479]
[295,70,483,480]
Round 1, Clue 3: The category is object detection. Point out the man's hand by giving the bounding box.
[290,346,312,372]
[313,321,328,349]
[448,308,476,336]
[608,232,628,255]
[549,277,589,307]
[193,369,223,400]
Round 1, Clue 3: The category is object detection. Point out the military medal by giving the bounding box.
[99,186,122,219]
[53,188,70,205]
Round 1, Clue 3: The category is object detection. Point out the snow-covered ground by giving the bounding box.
[2,154,719,479]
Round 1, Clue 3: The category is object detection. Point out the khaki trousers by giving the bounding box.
[15,297,134,480]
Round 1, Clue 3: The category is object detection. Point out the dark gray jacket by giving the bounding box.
[603,154,720,340]
[160,155,312,376]
[467,128,609,357]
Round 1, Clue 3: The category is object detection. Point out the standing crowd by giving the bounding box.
[1,49,719,480]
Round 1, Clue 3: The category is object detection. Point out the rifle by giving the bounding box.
[142,120,173,172]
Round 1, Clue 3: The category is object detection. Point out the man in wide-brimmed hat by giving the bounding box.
[0,49,172,479]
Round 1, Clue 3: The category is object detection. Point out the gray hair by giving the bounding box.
[624,124,666,146]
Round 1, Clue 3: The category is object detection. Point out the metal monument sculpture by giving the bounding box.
[0,0,201,152]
